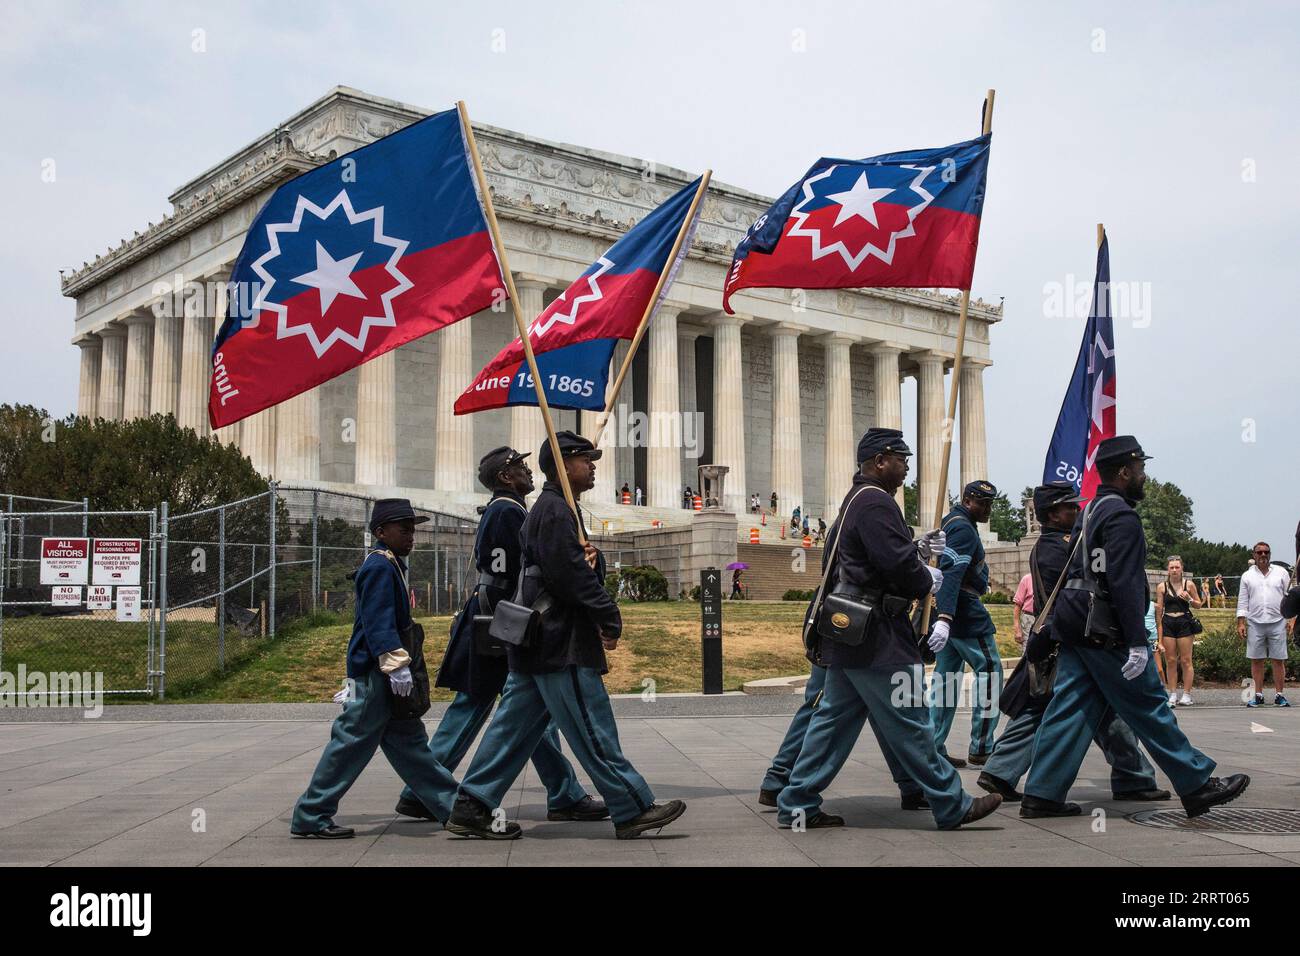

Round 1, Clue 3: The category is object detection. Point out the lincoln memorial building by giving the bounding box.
[63,87,999,533]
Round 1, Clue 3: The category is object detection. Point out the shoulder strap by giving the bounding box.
[804,485,890,639]
[376,548,411,596]
[1030,503,1090,635]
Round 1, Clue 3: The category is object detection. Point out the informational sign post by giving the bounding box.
[40,539,90,586]
[92,539,143,587]
[699,568,723,695]
[51,586,82,607]
[86,585,113,611]
[115,586,142,622]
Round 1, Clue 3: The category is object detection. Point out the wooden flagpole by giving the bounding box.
[458,101,588,542]
[591,171,712,448]
[919,88,995,637]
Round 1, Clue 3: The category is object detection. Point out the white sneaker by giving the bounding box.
[1168,691,1178,707]
[1179,693,1193,706]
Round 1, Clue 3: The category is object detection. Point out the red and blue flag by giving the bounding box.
[209,107,503,428]
[455,176,704,415]
[722,135,991,312]
[1043,235,1117,502]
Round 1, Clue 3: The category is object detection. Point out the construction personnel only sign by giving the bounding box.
[40,538,90,585]
[92,539,142,586]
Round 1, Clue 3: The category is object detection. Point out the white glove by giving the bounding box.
[1121,646,1149,681]
[917,529,947,561]
[332,684,352,704]
[926,566,944,595]
[389,665,414,697]
[928,619,951,653]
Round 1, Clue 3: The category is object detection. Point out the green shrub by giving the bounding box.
[1192,624,1300,683]
[783,588,816,601]
[603,565,669,602]
[981,591,1011,605]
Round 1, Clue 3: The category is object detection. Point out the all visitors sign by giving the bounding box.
[40,539,90,586]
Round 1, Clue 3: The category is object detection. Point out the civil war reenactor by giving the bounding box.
[1021,437,1250,818]
[291,499,460,838]
[927,479,1002,767]
[977,482,1169,805]
[393,447,606,825]
[446,431,686,839]
[758,449,948,813]
[776,428,1001,830]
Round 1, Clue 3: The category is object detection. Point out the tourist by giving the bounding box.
[1011,571,1034,647]
[1157,555,1203,707]
[1237,542,1292,707]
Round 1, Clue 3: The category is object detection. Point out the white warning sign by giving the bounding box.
[40,538,90,586]
[92,538,142,586]
[115,586,142,622]
[86,585,113,610]
[51,585,82,607]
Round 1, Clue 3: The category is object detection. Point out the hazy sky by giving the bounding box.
[2,1,1296,560]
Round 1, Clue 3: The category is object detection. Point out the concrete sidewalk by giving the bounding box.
[0,703,1296,866]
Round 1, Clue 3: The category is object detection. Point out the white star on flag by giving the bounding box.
[292,242,366,315]
[826,172,894,228]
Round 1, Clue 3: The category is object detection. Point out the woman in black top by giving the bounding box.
[1157,555,1203,707]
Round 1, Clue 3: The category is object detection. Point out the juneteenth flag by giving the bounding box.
[455,175,706,415]
[209,107,504,428]
[722,134,991,312]
[1043,233,1117,502]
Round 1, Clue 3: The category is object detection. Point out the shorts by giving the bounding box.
[1246,620,1288,660]
[1162,614,1199,639]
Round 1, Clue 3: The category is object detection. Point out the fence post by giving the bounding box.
[15,516,24,589]
[218,505,226,670]
[159,501,169,700]
[311,489,319,613]
[268,482,277,639]
[0,510,7,674]
[82,497,89,537]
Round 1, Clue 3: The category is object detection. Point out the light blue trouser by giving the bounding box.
[929,633,1003,757]
[292,668,460,831]
[459,669,655,825]
[761,665,827,792]
[1025,643,1216,803]
[777,665,973,830]
[399,691,586,811]
[983,702,1157,793]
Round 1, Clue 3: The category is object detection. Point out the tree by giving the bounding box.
[1135,476,1195,564]
[1176,537,1252,579]
[903,481,918,526]
[0,405,266,514]
[988,491,1027,543]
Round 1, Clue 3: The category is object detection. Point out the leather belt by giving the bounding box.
[478,570,512,591]
[830,587,910,617]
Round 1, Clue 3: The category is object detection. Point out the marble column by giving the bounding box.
[959,359,990,490]
[678,325,700,495]
[770,323,806,521]
[509,277,551,461]
[582,349,617,506]
[149,308,182,418]
[915,351,948,529]
[647,303,683,507]
[434,320,474,492]
[870,342,906,512]
[275,389,320,481]
[121,313,153,421]
[710,314,747,515]
[822,333,856,519]
[355,350,397,487]
[75,336,102,419]
[240,407,277,477]
[96,326,127,422]
[178,304,212,436]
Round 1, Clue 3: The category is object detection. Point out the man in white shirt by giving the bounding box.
[1237,542,1294,707]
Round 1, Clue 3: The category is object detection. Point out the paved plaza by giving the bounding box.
[1,695,1297,867]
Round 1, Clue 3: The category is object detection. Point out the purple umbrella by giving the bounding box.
[725,562,749,570]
